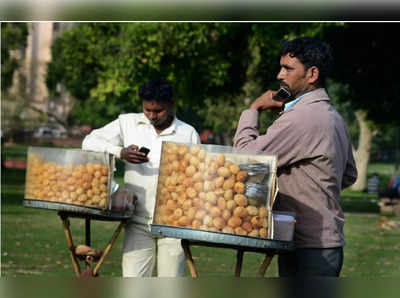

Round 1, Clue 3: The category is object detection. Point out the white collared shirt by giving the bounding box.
[283,91,312,112]
[82,113,200,224]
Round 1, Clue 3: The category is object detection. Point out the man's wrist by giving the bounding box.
[249,103,262,111]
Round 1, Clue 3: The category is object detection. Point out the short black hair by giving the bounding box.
[139,78,173,102]
[280,37,333,87]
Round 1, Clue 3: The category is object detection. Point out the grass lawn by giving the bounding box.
[2,144,400,277]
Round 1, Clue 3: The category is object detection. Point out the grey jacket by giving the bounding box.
[233,88,357,248]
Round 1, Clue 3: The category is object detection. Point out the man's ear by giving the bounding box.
[307,66,319,84]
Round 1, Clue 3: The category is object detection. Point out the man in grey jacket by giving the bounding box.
[233,37,357,277]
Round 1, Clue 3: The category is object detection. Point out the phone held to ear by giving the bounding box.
[138,147,150,156]
[273,87,291,102]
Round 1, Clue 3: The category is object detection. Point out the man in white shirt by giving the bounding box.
[82,78,200,277]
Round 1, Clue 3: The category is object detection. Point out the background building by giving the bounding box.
[3,22,74,139]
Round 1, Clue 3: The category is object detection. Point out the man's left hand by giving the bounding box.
[120,144,149,163]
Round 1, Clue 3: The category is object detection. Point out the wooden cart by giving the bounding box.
[24,199,131,277]
[152,224,294,277]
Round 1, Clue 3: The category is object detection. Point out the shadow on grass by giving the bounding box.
[2,168,26,209]
[2,192,25,207]
[2,168,26,185]
[340,197,380,213]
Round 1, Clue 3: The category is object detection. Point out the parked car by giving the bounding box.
[33,127,66,138]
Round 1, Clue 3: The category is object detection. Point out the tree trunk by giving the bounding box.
[351,110,374,191]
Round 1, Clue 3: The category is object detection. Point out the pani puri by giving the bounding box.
[173,208,183,219]
[100,166,108,176]
[234,227,248,236]
[204,181,215,192]
[194,182,204,192]
[246,205,258,216]
[193,197,204,208]
[226,199,237,211]
[92,195,101,203]
[224,189,234,200]
[182,199,193,210]
[216,154,225,166]
[204,202,213,211]
[210,206,222,218]
[187,207,197,220]
[206,192,217,204]
[233,182,245,194]
[166,199,178,210]
[189,156,200,167]
[178,145,188,155]
[203,215,213,227]
[234,194,248,207]
[222,226,234,234]
[198,162,206,172]
[214,176,225,188]
[179,159,189,171]
[229,164,240,175]
[259,228,267,238]
[217,167,231,178]
[195,210,206,220]
[221,209,231,221]
[217,197,226,210]
[178,216,190,226]
[186,187,197,199]
[223,178,235,190]
[198,149,206,161]
[227,216,242,228]
[259,207,267,218]
[192,172,203,182]
[192,219,202,229]
[214,188,224,196]
[203,171,214,181]
[241,221,253,233]
[185,165,196,177]
[233,206,248,218]
[190,145,201,156]
[100,176,108,184]
[248,229,259,237]
[183,153,192,162]
[236,171,248,182]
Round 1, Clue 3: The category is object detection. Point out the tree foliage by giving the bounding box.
[47,22,399,137]
[321,23,400,126]
[47,23,252,128]
[1,23,28,93]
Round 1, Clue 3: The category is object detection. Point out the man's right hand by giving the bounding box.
[120,144,149,163]
[249,90,285,112]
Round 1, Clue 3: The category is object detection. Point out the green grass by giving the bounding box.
[342,214,400,277]
[368,162,398,176]
[2,145,400,277]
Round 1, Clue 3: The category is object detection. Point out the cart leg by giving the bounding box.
[257,254,274,277]
[235,249,244,277]
[181,239,198,277]
[92,221,126,276]
[59,216,81,277]
[85,219,91,246]
[85,219,91,272]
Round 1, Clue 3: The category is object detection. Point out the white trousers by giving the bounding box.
[122,222,185,277]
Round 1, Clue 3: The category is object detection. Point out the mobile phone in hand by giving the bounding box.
[138,147,150,156]
[273,87,291,101]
